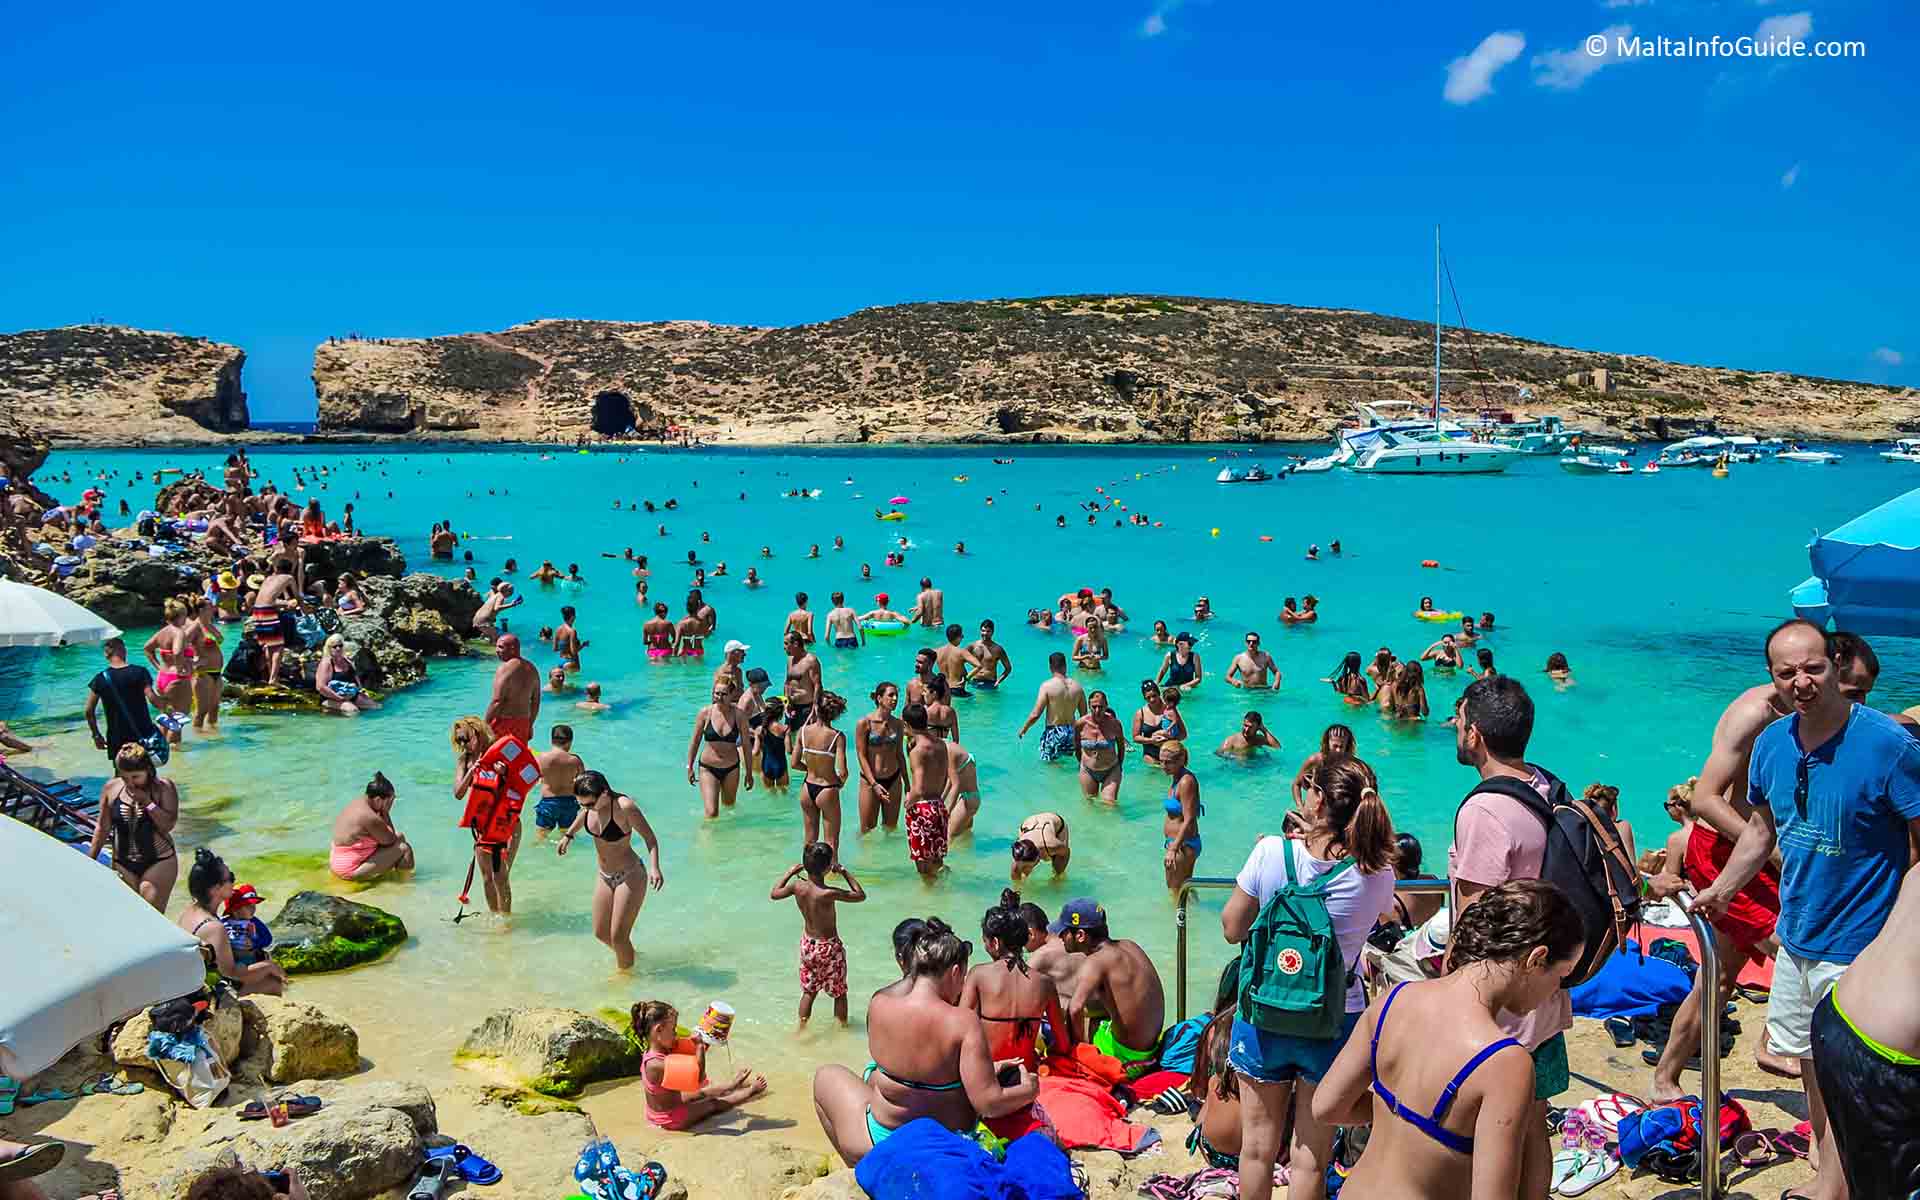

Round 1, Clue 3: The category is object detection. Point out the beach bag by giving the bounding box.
[1236,842,1355,1038]
[1617,1095,1750,1179]
[149,1031,230,1110]
[1461,766,1639,987]
[95,669,168,766]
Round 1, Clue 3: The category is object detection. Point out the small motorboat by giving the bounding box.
[1882,438,1920,463]
[1579,445,1633,459]
[1216,464,1271,483]
[1558,454,1624,474]
[1779,447,1842,464]
[1640,462,1662,474]
[1292,453,1341,473]
[1610,461,1634,474]
[1656,453,1715,468]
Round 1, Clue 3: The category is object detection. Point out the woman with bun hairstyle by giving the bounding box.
[1221,755,1397,1200]
[88,742,179,910]
[558,769,663,971]
[796,690,850,864]
[1313,880,1584,1200]
[329,771,414,881]
[177,848,289,996]
[962,889,1072,1072]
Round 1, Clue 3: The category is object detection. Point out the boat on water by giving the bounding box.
[1779,446,1843,464]
[1575,444,1633,460]
[1292,453,1341,473]
[1640,461,1663,474]
[1656,435,1725,467]
[1216,464,1272,483]
[1558,454,1631,474]
[1345,229,1520,477]
[1881,438,1920,463]
[1465,412,1581,455]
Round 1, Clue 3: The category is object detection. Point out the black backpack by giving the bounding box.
[1457,765,1640,987]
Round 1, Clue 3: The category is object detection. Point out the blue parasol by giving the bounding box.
[1790,486,1920,634]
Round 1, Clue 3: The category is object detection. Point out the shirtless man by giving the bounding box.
[1028,912,1089,1001]
[933,624,981,699]
[1646,639,1881,1100]
[824,591,863,649]
[532,724,585,841]
[906,648,940,708]
[485,634,541,743]
[553,605,587,671]
[910,577,945,629]
[784,592,817,646]
[770,842,867,1027]
[1016,652,1088,763]
[714,639,749,695]
[250,560,301,686]
[1225,631,1280,689]
[687,588,717,636]
[1055,899,1167,1079]
[576,681,609,712]
[545,665,572,695]
[430,524,456,560]
[966,619,1013,689]
[902,703,951,878]
[784,631,823,749]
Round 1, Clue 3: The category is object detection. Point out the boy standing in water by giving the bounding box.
[770,843,866,1027]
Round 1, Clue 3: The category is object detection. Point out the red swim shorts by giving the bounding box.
[1683,821,1781,952]
[490,715,533,745]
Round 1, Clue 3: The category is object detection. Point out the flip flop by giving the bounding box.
[424,1144,502,1185]
[80,1075,145,1097]
[0,1143,66,1183]
[1732,1130,1776,1168]
[1603,1016,1636,1047]
[1559,1147,1620,1196]
[1763,1127,1811,1159]
[272,1093,323,1117]
[1551,1146,1583,1191]
[0,1076,16,1116]
[17,1087,78,1106]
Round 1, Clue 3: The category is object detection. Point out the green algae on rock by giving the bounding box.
[456,1008,639,1098]
[271,891,407,974]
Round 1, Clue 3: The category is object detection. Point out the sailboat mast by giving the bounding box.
[1433,224,1442,427]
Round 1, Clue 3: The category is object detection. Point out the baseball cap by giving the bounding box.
[223,883,265,914]
[1048,897,1107,935]
[724,639,749,655]
[875,592,890,604]
[745,666,771,686]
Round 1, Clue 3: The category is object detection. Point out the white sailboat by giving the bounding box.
[1348,228,1519,475]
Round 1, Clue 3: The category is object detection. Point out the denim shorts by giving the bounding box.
[1228,1009,1362,1085]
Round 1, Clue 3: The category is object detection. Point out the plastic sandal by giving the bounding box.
[0,1077,16,1117]
[424,1144,503,1185]
[1603,1017,1635,1047]
[81,1075,145,1097]
[1551,1146,1584,1192]
[407,1159,451,1200]
[1732,1130,1776,1168]
[0,1143,66,1184]
[1764,1127,1811,1160]
[1559,1147,1620,1196]
[16,1088,78,1106]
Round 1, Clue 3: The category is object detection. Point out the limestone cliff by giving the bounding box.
[311,297,1920,444]
[0,325,248,445]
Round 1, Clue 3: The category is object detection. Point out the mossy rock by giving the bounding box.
[457,1008,639,1097]
[270,890,407,974]
[477,1084,582,1116]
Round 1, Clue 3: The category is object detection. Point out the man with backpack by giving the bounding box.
[1447,675,1638,1200]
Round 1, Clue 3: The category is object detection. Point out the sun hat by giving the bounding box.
[724,639,749,655]
[216,571,239,589]
[246,574,266,589]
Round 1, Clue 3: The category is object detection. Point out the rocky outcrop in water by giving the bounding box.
[57,535,407,628]
[271,891,408,974]
[1,325,249,444]
[308,298,1920,444]
[456,1008,640,1097]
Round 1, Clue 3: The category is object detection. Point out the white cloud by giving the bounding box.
[1139,0,1183,37]
[1532,24,1634,90]
[1780,162,1801,188]
[1601,0,1651,7]
[1874,347,1906,367]
[1756,11,1812,47]
[1444,31,1527,105]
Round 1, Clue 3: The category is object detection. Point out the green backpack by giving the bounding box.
[1236,842,1356,1038]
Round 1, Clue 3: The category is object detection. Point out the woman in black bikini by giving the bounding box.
[87,743,179,911]
[686,680,750,818]
[855,682,907,834]
[1074,690,1128,805]
[961,889,1072,1073]
[557,770,663,971]
[176,848,288,996]
[1314,880,1583,1200]
[924,676,960,742]
[798,692,849,864]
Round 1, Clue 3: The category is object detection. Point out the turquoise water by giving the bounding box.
[16,442,1919,1083]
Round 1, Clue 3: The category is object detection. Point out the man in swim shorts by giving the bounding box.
[910,576,945,629]
[533,724,584,839]
[771,842,866,1026]
[824,592,863,649]
[933,624,979,699]
[1017,652,1087,763]
[1225,631,1280,689]
[249,561,300,686]
[1054,899,1166,1079]
[784,630,822,746]
[902,704,950,877]
[966,619,1013,689]
[485,633,541,744]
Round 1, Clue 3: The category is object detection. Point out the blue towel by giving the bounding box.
[1570,941,1692,1020]
[854,1119,1078,1199]
[1155,1015,1210,1076]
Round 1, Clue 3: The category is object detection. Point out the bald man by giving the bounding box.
[485,633,541,743]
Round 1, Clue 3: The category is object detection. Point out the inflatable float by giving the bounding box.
[1415,610,1463,622]
[875,510,906,522]
[863,619,909,635]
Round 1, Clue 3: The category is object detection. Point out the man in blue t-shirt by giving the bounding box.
[1697,619,1920,1200]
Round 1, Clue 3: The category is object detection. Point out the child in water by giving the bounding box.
[630,1000,768,1130]
[769,842,867,1026]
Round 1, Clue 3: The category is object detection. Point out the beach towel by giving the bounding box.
[1653,926,1775,988]
[1156,1015,1210,1075]
[1035,1073,1161,1154]
[1570,942,1692,1020]
[853,1118,1078,1199]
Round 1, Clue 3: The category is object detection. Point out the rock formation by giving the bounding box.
[0,325,248,444]
[456,1007,640,1097]
[270,891,408,974]
[240,995,363,1083]
[310,298,1920,443]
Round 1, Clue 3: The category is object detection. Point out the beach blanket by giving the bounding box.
[1570,942,1692,1019]
[1653,926,1775,988]
[1036,1073,1161,1154]
[853,1118,1078,1199]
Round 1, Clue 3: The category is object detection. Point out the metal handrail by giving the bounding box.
[1177,876,1725,1200]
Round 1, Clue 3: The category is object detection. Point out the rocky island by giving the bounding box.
[0,325,248,444]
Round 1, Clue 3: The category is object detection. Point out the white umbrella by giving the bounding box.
[0,817,205,1078]
[0,579,121,647]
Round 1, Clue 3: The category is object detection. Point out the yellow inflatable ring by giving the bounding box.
[1415,610,1463,621]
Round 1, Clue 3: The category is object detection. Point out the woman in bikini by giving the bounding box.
[177,849,288,996]
[1131,679,1179,766]
[924,676,960,742]
[1074,690,1128,805]
[855,682,907,834]
[960,890,1068,1141]
[943,734,982,840]
[1386,660,1430,720]
[686,681,749,817]
[797,691,849,863]
[811,925,1039,1166]
[143,598,193,742]
[1011,812,1071,883]
[558,770,663,971]
[674,597,707,657]
[184,595,224,732]
[1160,741,1203,892]
[1313,880,1582,1200]
[1329,651,1373,705]
[643,602,678,660]
[87,743,180,911]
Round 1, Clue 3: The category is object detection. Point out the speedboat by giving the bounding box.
[1577,444,1633,460]
[1882,438,1920,463]
[1559,454,1624,474]
[1292,453,1341,473]
[1350,428,1519,474]
[1216,464,1271,483]
[1779,447,1842,464]
[1640,461,1662,474]
[1484,414,1580,455]
[1655,453,1716,468]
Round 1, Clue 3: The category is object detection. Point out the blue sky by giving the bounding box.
[1,2,1913,419]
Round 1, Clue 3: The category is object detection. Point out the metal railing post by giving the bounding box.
[1173,876,1450,1021]
[1678,891,1721,1200]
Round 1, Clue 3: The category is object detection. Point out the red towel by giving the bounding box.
[1127,1069,1190,1103]
[1036,1073,1155,1153]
